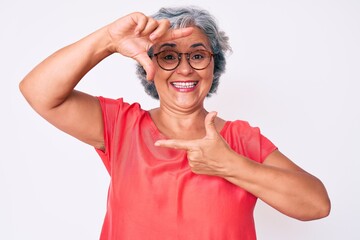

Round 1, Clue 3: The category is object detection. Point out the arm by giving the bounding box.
[19,26,111,149]
[19,12,193,150]
[224,149,331,221]
[155,112,331,221]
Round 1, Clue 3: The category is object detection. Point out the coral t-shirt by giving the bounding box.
[95,97,277,240]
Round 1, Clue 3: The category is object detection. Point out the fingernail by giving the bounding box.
[149,33,157,41]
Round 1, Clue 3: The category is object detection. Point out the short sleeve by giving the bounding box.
[95,97,128,174]
[259,134,278,162]
[221,120,277,164]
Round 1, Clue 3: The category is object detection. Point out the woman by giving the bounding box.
[19,6,330,240]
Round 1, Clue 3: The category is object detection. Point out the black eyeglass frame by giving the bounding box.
[153,50,214,71]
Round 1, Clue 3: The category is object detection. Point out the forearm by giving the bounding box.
[223,151,330,221]
[19,26,113,112]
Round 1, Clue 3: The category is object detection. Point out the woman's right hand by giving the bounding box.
[106,12,193,80]
[19,12,192,150]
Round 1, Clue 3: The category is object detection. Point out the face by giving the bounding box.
[152,27,214,113]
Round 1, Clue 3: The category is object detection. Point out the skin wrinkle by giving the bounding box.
[18,7,330,239]
[137,7,230,99]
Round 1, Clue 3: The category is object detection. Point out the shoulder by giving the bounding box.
[222,120,259,136]
[98,96,130,108]
[97,96,149,132]
[221,119,261,148]
[221,120,276,162]
[97,96,145,115]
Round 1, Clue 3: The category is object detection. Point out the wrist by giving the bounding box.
[220,148,244,178]
[77,26,115,61]
[221,149,252,182]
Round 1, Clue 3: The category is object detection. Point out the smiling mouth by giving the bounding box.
[171,81,199,89]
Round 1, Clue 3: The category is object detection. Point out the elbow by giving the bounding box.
[298,195,331,221]
[298,176,331,221]
[19,79,25,96]
[19,77,46,111]
[19,78,31,102]
[313,197,331,220]
[287,180,331,221]
[19,79,30,105]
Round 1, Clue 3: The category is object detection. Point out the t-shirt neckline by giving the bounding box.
[144,111,231,140]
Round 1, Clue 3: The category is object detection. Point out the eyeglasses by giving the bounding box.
[153,50,213,71]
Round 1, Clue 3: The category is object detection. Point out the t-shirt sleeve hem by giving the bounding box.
[94,96,115,175]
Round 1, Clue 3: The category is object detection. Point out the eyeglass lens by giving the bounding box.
[155,50,212,71]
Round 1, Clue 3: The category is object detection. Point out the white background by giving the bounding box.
[1,0,359,239]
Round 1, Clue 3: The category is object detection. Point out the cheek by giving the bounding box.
[153,65,165,81]
[205,64,215,83]
[203,65,215,91]
[153,69,171,89]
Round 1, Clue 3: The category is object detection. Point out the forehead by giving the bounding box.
[155,27,211,51]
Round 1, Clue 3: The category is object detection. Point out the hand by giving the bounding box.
[107,12,193,80]
[155,112,235,177]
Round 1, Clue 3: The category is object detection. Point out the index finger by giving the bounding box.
[133,52,155,80]
[155,27,194,42]
[155,139,193,150]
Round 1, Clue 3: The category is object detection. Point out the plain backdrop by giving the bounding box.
[1,0,359,239]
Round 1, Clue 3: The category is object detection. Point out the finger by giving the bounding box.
[149,19,170,41]
[131,13,148,36]
[133,52,155,80]
[157,27,194,42]
[205,111,218,138]
[155,139,192,150]
[139,17,159,36]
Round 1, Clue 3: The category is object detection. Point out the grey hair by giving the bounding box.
[136,6,231,99]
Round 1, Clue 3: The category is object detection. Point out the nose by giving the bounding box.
[175,54,193,75]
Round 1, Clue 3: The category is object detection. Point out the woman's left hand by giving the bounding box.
[155,112,331,220]
[155,112,235,177]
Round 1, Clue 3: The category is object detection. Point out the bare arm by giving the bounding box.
[19,12,193,150]
[19,26,111,149]
[224,150,331,221]
[155,112,331,221]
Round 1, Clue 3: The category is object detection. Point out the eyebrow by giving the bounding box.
[158,43,176,50]
[158,42,208,51]
[190,43,207,49]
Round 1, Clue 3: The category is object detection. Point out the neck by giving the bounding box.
[149,105,208,140]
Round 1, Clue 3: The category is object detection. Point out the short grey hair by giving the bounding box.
[136,6,231,99]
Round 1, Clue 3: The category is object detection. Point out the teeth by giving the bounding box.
[171,81,198,89]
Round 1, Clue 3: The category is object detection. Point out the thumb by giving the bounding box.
[133,52,155,80]
[205,111,218,138]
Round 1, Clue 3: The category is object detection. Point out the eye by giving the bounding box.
[190,51,207,61]
[159,51,178,62]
